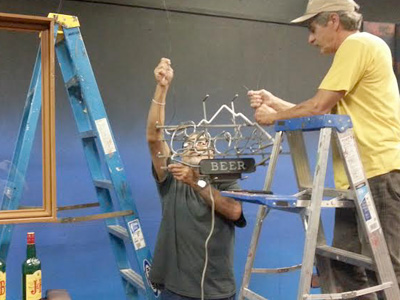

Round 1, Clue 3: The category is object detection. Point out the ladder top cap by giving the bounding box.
[274,114,353,132]
[47,13,80,28]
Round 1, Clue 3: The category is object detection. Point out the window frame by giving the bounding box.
[0,12,56,224]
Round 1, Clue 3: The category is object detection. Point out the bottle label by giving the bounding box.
[25,270,41,300]
[0,271,5,300]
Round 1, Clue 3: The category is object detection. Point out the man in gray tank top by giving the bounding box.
[147,58,246,300]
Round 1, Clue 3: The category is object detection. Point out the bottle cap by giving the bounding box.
[27,232,35,244]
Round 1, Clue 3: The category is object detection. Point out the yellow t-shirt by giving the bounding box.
[319,32,400,189]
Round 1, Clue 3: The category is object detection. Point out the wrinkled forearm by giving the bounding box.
[146,84,168,142]
[268,90,342,122]
[270,97,330,123]
[270,95,296,112]
[193,184,242,221]
[147,84,171,180]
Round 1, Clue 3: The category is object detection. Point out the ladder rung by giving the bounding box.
[22,203,101,211]
[296,199,354,208]
[304,281,392,299]
[323,188,355,200]
[65,75,80,89]
[243,288,269,300]
[57,210,133,223]
[80,130,96,139]
[57,202,100,211]
[274,115,352,132]
[93,179,113,190]
[252,264,301,274]
[27,89,35,99]
[316,245,374,270]
[108,225,129,240]
[2,186,13,201]
[120,269,145,291]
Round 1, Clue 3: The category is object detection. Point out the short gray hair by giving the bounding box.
[312,10,363,31]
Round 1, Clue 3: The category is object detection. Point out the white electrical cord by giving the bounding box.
[200,180,215,300]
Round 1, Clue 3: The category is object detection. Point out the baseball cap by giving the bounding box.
[291,0,360,24]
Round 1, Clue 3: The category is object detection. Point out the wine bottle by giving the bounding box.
[22,232,41,300]
[0,258,5,300]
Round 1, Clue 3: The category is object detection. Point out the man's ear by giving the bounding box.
[330,13,340,30]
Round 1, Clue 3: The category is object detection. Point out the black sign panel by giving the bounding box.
[199,158,256,175]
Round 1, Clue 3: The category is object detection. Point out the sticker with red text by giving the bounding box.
[25,270,42,300]
[0,271,5,300]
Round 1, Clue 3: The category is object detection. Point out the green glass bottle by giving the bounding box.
[0,258,5,300]
[22,232,42,300]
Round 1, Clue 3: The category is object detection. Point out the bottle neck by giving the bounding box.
[26,244,36,258]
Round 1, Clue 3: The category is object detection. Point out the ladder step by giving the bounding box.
[252,264,301,274]
[322,188,355,200]
[80,130,96,139]
[108,225,129,240]
[274,115,352,132]
[93,179,113,190]
[65,75,80,89]
[57,210,133,223]
[316,245,374,270]
[221,191,354,208]
[27,89,35,99]
[243,288,269,300]
[120,269,145,292]
[57,202,100,211]
[65,75,84,104]
[304,282,392,299]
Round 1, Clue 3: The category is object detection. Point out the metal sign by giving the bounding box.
[199,158,256,175]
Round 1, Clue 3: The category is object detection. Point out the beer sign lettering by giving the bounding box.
[200,158,255,175]
[210,161,246,172]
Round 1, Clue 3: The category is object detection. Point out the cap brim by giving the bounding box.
[290,12,318,24]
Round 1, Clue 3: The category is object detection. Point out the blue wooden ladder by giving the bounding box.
[0,13,159,300]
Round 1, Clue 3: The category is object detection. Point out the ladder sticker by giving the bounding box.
[0,271,5,299]
[128,220,146,250]
[95,118,116,155]
[338,131,365,185]
[143,259,161,297]
[356,185,380,233]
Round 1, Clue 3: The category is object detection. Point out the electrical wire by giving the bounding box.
[162,0,173,57]
[161,0,177,125]
[200,179,215,300]
[160,3,210,297]
[57,0,64,13]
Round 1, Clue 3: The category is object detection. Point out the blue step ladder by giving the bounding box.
[222,115,400,300]
[0,13,159,300]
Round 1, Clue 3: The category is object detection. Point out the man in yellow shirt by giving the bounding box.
[248,0,400,298]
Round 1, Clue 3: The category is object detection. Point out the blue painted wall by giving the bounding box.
[1,0,395,298]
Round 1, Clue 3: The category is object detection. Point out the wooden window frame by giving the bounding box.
[0,13,56,224]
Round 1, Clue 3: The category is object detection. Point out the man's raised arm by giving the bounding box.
[146,58,174,181]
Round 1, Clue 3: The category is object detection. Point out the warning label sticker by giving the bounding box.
[128,219,146,250]
[95,118,116,155]
[338,131,365,186]
[356,185,380,233]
